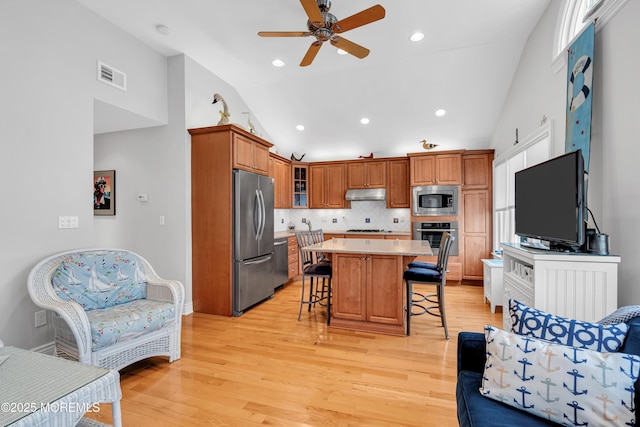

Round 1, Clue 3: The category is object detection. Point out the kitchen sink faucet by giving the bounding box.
[307,221,312,231]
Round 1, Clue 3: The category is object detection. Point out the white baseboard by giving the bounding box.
[30,341,56,355]
[182,301,194,316]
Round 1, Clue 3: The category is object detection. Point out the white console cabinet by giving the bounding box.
[501,243,620,329]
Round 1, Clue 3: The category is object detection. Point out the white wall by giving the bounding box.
[0,0,168,349]
[491,1,640,305]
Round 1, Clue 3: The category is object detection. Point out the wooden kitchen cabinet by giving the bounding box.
[386,158,410,208]
[188,124,273,315]
[269,153,291,209]
[292,163,308,208]
[408,151,462,185]
[233,131,270,175]
[346,160,386,189]
[462,151,493,190]
[461,150,494,280]
[309,162,347,209]
[287,236,299,279]
[332,253,404,330]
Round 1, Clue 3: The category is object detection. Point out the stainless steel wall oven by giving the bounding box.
[412,221,459,256]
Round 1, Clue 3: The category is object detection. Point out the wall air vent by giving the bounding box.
[97,61,127,91]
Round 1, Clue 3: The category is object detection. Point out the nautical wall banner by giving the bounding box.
[566,23,595,171]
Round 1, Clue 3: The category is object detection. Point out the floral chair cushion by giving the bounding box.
[86,299,175,350]
[52,251,147,311]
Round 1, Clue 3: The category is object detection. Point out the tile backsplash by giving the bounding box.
[274,201,410,232]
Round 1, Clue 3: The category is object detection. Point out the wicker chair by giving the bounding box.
[27,248,184,370]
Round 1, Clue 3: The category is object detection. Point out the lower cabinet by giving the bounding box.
[287,236,299,279]
[332,253,405,335]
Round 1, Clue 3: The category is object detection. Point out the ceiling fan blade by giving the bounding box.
[299,0,324,26]
[332,5,385,33]
[330,36,370,59]
[258,31,310,37]
[300,41,322,67]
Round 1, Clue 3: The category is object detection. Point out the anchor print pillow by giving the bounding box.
[480,325,639,426]
[510,299,629,352]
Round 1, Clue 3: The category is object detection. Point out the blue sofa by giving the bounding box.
[456,314,640,427]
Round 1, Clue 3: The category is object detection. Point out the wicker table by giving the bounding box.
[0,346,122,427]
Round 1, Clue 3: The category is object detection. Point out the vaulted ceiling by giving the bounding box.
[79,0,551,161]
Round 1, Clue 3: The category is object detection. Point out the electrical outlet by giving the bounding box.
[302,218,307,223]
[35,310,47,328]
[332,218,337,223]
[365,218,371,223]
[393,218,399,223]
[281,218,285,223]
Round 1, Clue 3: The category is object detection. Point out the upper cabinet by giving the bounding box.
[232,130,270,175]
[462,150,494,190]
[347,161,386,189]
[309,162,347,209]
[292,163,308,208]
[386,158,410,208]
[408,151,463,186]
[269,153,291,209]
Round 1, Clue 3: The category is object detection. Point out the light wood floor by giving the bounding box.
[88,280,502,426]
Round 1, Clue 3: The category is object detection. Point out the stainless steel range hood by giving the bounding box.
[345,188,386,201]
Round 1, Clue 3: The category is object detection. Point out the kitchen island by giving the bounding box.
[302,238,433,336]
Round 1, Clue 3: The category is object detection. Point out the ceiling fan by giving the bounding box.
[258,0,385,67]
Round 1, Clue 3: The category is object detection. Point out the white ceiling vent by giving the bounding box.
[97,61,127,91]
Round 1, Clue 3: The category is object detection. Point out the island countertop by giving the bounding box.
[302,238,433,257]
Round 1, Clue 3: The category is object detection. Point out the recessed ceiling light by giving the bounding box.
[155,24,170,36]
[360,117,370,125]
[272,59,285,67]
[337,49,348,55]
[435,109,446,117]
[410,32,424,42]
[296,124,305,131]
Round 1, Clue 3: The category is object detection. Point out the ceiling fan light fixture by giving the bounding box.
[336,48,348,55]
[272,59,285,67]
[410,32,424,42]
[435,109,446,117]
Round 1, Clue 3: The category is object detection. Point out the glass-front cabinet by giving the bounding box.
[292,164,308,208]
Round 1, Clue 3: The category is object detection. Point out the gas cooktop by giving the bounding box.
[346,229,385,232]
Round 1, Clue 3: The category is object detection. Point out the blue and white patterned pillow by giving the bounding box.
[510,299,628,352]
[52,251,147,311]
[481,325,640,426]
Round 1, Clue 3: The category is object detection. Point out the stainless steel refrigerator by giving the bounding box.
[233,170,275,316]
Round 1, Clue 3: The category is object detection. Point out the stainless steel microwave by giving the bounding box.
[412,185,459,216]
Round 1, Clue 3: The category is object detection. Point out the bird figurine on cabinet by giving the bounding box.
[358,152,374,159]
[242,112,256,134]
[212,93,230,125]
[421,140,438,150]
[291,153,306,162]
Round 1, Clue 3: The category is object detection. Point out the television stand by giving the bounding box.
[500,243,620,329]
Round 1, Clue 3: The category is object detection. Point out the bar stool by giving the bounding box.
[407,231,451,270]
[403,233,454,338]
[296,230,332,325]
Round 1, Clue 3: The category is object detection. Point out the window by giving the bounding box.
[552,0,628,72]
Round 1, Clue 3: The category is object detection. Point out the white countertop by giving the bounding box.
[302,238,433,256]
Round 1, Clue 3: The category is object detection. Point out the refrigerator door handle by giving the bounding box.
[244,254,273,265]
[253,189,261,240]
[257,189,266,240]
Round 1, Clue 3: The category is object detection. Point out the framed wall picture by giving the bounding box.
[94,170,115,216]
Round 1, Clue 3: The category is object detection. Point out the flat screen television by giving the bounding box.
[514,149,586,252]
